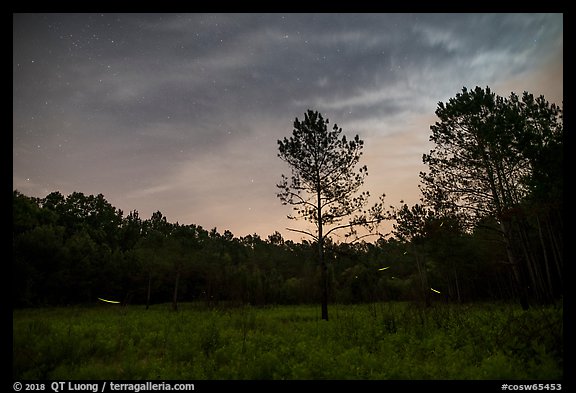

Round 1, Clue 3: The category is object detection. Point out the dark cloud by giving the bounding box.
[13,13,563,239]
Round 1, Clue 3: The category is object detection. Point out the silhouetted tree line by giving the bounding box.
[12,187,560,309]
[13,87,563,310]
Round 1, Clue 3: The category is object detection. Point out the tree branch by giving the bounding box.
[285,227,318,241]
[323,217,383,238]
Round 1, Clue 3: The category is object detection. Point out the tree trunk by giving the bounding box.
[454,269,461,303]
[172,270,180,312]
[318,188,328,321]
[479,144,529,310]
[500,221,529,310]
[536,214,554,303]
[320,238,328,321]
[145,271,152,310]
[413,247,430,307]
[544,211,563,295]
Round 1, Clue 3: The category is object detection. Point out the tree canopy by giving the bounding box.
[419,86,563,308]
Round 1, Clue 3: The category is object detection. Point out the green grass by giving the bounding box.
[13,301,563,380]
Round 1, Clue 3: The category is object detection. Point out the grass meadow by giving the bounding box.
[13,301,563,380]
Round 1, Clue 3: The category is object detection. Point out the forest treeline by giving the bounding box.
[13,87,563,310]
[11,184,560,309]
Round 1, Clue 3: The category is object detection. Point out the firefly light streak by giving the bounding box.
[98,297,120,304]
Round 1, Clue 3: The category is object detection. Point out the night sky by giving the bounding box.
[13,13,563,241]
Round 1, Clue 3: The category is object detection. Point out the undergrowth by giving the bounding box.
[13,301,563,380]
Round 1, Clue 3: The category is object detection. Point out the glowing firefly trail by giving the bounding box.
[98,297,120,304]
